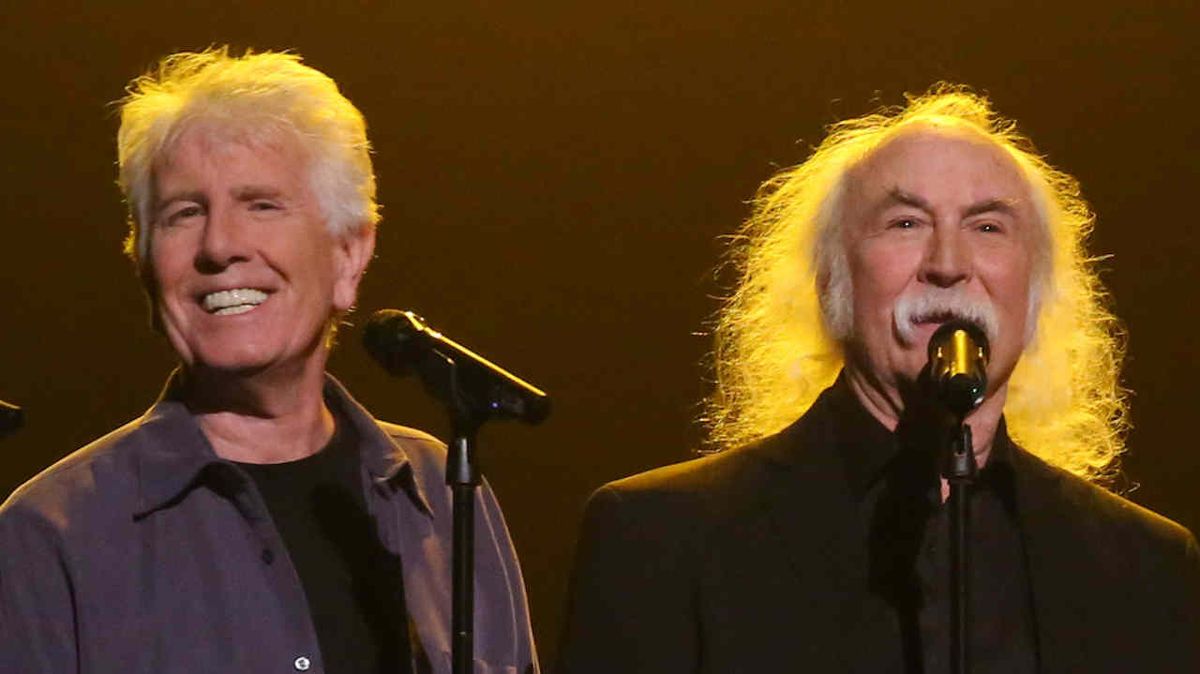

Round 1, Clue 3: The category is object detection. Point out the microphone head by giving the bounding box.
[363,309,429,377]
[363,308,552,425]
[926,319,990,417]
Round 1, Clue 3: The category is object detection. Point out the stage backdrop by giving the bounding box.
[2,1,1196,661]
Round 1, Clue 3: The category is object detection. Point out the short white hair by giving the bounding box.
[117,47,379,267]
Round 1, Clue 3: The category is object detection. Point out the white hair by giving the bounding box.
[116,47,379,268]
[707,84,1127,484]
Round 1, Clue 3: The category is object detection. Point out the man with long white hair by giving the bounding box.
[0,48,538,674]
[558,86,1200,673]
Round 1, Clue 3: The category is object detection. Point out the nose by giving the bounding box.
[918,227,971,287]
[195,204,250,272]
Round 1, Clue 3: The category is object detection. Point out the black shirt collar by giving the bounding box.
[824,372,1017,506]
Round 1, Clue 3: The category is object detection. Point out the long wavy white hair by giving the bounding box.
[705,84,1126,483]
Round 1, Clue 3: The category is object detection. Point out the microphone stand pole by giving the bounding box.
[942,418,978,674]
[448,420,481,674]
[436,355,486,674]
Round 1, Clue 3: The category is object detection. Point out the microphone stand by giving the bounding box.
[926,320,987,674]
[941,416,978,674]
[432,352,489,674]
[364,309,550,673]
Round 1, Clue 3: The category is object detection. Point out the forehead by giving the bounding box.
[847,125,1033,211]
[156,124,310,188]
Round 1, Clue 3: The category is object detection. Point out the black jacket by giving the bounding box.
[557,384,1200,673]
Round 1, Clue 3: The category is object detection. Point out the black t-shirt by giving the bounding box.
[237,416,415,674]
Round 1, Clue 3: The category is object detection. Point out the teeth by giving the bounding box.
[202,288,268,314]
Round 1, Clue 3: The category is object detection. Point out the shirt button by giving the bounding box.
[294,655,311,671]
[262,548,274,564]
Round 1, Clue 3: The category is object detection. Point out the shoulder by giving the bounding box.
[568,453,760,606]
[1,417,147,532]
[597,443,770,510]
[594,406,835,508]
[1015,448,1198,560]
[0,416,157,586]
[582,420,826,543]
[375,420,447,468]
[595,382,849,520]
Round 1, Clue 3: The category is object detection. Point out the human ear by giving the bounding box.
[332,224,376,313]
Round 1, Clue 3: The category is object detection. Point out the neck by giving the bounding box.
[844,365,1008,467]
[181,354,334,464]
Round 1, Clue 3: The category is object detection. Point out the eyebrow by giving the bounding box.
[231,185,286,201]
[155,190,206,214]
[883,188,1019,219]
[155,185,286,213]
[962,197,1018,218]
[884,188,932,213]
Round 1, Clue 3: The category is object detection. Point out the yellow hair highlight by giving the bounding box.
[706,84,1127,483]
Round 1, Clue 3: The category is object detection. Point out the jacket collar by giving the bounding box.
[758,373,1017,504]
[133,371,431,517]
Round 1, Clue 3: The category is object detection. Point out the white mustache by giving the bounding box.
[893,288,999,347]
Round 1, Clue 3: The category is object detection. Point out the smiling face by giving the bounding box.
[148,127,374,379]
[836,125,1039,408]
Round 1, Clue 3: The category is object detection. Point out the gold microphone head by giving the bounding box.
[927,320,989,417]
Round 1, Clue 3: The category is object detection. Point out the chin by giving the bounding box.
[187,358,272,378]
[185,341,279,373]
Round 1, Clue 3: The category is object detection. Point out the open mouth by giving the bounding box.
[201,288,270,316]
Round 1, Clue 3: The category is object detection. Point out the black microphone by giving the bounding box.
[0,399,23,437]
[926,320,989,418]
[363,309,551,425]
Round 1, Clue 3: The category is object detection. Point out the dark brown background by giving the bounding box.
[1,1,1196,662]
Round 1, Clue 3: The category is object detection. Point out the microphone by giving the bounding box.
[363,309,551,425]
[0,399,23,437]
[926,320,989,418]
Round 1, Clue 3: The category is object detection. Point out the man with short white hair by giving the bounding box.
[0,48,538,674]
[557,87,1200,673]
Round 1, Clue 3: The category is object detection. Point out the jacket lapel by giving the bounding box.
[1011,448,1101,672]
[750,405,896,669]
